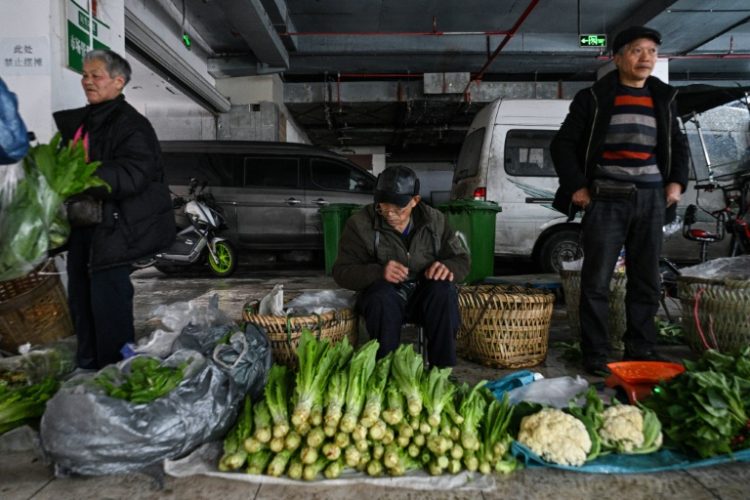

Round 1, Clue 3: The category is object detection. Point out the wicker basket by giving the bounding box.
[0,260,73,352]
[243,306,357,366]
[677,275,750,353]
[456,285,555,368]
[559,269,627,351]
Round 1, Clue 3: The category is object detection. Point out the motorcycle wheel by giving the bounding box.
[208,240,237,277]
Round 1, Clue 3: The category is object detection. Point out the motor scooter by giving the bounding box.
[135,178,237,277]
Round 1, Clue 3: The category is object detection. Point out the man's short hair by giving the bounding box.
[612,26,662,55]
[84,49,132,85]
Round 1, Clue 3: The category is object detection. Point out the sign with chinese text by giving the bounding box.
[0,37,50,75]
[66,0,111,73]
[579,34,607,48]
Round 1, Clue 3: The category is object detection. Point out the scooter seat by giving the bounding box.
[686,228,721,241]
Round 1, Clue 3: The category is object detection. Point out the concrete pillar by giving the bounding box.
[0,0,125,142]
[215,74,309,143]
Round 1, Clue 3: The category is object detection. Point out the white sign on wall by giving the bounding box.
[0,37,50,75]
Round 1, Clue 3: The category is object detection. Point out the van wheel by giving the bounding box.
[537,229,582,273]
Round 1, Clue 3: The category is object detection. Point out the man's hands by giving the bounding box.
[383,260,410,283]
[572,187,591,208]
[665,182,682,207]
[383,260,454,283]
[424,261,454,282]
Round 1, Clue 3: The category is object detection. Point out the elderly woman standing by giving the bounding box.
[54,50,175,369]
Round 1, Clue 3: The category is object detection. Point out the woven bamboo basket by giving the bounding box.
[559,269,627,351]
[677,275,750,353]
[0,260,73,352]
[242,306,357,367]
[456,285,555,368]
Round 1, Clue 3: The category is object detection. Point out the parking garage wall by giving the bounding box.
[1,0,125,141]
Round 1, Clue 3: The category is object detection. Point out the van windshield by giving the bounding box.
[454,127,485,181]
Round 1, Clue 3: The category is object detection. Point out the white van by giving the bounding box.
[450,98,749,272]
[451,99,576,272]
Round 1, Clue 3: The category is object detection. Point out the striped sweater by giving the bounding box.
[597,84,663,187]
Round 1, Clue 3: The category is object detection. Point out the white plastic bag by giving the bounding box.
[285,289,356,315]
[506,375,589,408]
[259,284,285,316]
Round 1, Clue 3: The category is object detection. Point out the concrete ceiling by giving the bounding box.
[163,0,750,158]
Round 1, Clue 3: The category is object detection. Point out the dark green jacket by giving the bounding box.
[332,203,471,291]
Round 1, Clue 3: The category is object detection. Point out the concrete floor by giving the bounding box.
[1,261,748,499]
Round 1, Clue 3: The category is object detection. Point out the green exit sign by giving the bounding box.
[580,34,607,47]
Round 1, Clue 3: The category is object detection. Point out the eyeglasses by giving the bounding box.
[376,204,410,216]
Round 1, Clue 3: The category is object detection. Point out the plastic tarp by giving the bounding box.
[491,370,750,473]
[679,255,750,280]
[39,309,271,476]
[164,441,496,491]
[512,441,750,474]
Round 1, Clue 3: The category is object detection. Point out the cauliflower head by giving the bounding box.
[599,405,644,452]
[517,408,591,466]
[599,404,663,454]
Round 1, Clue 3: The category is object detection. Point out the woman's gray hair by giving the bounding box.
[83,49,132,85]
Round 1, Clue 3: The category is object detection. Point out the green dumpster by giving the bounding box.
[320,203,362,275]
[437,200,502,283]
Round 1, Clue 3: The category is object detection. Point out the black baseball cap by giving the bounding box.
[374,166,420,207]
[612,26,662,54]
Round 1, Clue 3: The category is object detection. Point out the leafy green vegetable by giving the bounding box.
[567,386,604,461]
[360,352,393,428]
[218,395,253,471]
[0,135,108,281]
[458,380,488,452]
[655,319,685,345]
[420,366,456,430]
[265,364,291,439]
[291,330,341,429]
[94,356,188,404]
[391,344,424,417]
[339,340,379,433]
[643,348,750,458]
[0,377,59,434]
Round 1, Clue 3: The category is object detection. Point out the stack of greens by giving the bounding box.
[94,357,189,404]
[0,377,59,434]
[643,347,750,458]
[218,330,518,480]
[0,133,107,281]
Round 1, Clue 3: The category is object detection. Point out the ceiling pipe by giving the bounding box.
[279,30,509,37]
[462,0,541,102]
[339,73,422,79]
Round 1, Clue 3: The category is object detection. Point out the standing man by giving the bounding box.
[332,166,470,367]
[550,27,689,375]
[54,50,175,369]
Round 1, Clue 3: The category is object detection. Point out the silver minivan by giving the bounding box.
[160,141,376,251]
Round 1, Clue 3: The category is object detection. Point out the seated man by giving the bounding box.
[332,166,470,367]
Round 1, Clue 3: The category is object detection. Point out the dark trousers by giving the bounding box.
[67,228,135,369]
[356,279,460,367]
[579,187,665,361]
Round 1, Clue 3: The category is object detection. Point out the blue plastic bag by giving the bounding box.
[0,78,29,165]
